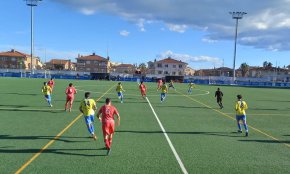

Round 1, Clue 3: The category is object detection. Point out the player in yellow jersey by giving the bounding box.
[168,80,176,91]
[159,82,168,103]
[116,82,125,103]
[188,82,195,94]
[235,94,249,137]
[79,92,97,140]
[41,82,53,107]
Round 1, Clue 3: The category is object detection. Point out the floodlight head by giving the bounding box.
[25,0,42,6]
[229,11,247,19]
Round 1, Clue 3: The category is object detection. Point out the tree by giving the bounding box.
[138,63,147,74]
[263,61,268,68]
[240,63,249,77]
[267,62,273,68]
[54,64,64,70]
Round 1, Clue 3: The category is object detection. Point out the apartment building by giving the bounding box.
[112,64,136,74]
[76,53,110,73]
[147,57,188,76]
[46,59,75,70]
[0,49,42,70]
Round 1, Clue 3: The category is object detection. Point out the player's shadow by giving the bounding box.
[0,135,89,143]
[0,148,107,157]
[0,92,38,96]
[0,108,63,113]
[256,100,290,102]
[116,130,241,137]
[0,104,31,108]
[238,139,290,144]
[249,108,279,111]
[120,101,148,104]
[157,105,210,109]
[53,99,67,102]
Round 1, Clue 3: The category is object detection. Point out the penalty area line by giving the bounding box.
[145,97,188,174]
[14,85,115,174]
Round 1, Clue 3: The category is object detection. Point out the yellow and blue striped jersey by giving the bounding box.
[79,99,96,116]
[42,85,51,95]
[235,100,248,115]
[188,83,195,89]
[116,85,124,92]
[161,84,168,93]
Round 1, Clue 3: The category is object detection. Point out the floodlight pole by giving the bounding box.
[229,11,246,82]
[25,0,42,74]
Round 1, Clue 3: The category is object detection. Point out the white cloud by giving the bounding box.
[0,44,89,62]
[202,38,218,43]
[137,18,146,32]
[80,7,96,15]
[53,0,290,51]
[157,50,222,65]
[119,30,130,37]
[167,24,187,33]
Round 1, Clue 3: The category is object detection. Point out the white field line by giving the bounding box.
[145,97,188,174]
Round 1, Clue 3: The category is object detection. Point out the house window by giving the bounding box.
[172,72,176,75]
[11,58,16,61]
[86,68,91,71]
[179,64,183,68]
[164,71,169,75]
[165,64,168,68]
[158,71,162,74]
[173,65,176,68]
[86,61,90,64]
[179,71,182,75]
[157,64,162,68]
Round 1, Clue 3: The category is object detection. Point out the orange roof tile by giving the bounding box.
[156,57,187,64]
[76,54,107,61]
[0,49,30,57]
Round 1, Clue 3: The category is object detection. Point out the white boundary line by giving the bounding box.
[145,97,188,174]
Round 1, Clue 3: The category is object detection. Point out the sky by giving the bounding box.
[1,0,290,69]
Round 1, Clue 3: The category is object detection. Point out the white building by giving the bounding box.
[148,57,188,76]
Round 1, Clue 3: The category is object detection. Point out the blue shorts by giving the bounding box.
[117,92,123,97]
[45,95,51,101]
[161,93,166,98]
[236,115,246,121]
[84,115,94,125]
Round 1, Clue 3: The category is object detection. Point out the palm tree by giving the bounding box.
[240,63,249,77]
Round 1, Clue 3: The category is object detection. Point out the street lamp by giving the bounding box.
[25,0,42,74]
[229,11,247,82]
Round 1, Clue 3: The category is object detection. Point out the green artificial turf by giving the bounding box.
[0,77,289,174]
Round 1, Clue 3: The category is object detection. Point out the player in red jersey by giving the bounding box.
[157,79,163,91]
[97,98,120,156]
[139,81,147,99]
[47,78,55,92]
[65,83,77,112]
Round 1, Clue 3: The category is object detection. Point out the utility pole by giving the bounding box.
[229,11,247,82]
[25,0,42,74]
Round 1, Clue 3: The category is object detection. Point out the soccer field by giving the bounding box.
[0,77,289,174]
